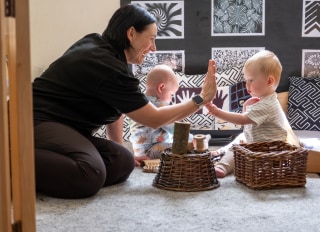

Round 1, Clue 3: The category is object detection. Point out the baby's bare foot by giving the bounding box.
[215,167,226,178]
[210,150,219,156]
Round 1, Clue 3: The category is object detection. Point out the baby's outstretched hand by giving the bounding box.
[205,102,217,116]
[134,155,150,167]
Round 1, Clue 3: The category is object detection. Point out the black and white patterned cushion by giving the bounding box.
[287,76,320,131]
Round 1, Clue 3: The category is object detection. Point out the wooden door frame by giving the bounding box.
[0,0,36,231]
[0,0,12,230]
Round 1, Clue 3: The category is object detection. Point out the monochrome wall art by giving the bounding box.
[132,50,185,75]
[302,0,320,37]
[302,49,320,77]
[211,0,265,36]
[120,0,320,92]
[211,47,264,72]
[131,1,184,39]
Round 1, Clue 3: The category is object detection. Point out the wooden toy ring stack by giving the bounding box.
[153,122,220,192]
[194,134,206,153]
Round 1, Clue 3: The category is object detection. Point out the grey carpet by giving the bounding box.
[36,168,320,232]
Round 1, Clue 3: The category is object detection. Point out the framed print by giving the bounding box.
[211,0,265,36]
[131,1,184,39]
[132,50,185,75]
[302,49,320,77]
[302,0,320,37]
[212,47,264,72]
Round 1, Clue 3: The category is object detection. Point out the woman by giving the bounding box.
[33,4,217,198]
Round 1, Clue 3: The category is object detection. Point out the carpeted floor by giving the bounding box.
[36,167,320,232]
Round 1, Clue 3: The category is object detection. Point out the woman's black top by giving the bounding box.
[33,33,148,136]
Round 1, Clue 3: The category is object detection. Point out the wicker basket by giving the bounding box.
[233,141,308,189]
[153,150,220,191]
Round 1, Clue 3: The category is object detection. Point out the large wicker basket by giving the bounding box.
[233,141,308,189]
[153,150,220,191]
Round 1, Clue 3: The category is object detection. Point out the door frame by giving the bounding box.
[0,0,36,231]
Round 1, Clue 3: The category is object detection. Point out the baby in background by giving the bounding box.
[206,50,300,178]
[129,64,193,166]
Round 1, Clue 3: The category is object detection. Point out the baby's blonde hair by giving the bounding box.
[146,64,177,88]
[243,50,282,87]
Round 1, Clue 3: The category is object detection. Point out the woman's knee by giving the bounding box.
[101,146,135,186]
[35,148,107,199]
[70,166,106,198]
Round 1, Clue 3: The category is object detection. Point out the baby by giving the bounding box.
[206,50,300,177]
[129,64,193,166]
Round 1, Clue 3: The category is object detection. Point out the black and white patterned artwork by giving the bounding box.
[212,47,264,72]
[288,76,320,131]
[302,49,320,77]
[302,0,320,37]
[131,1,184,39]
[132,50,185,75]
[211,0,265,36]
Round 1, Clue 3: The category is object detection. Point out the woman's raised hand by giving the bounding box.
[200,60,217,104]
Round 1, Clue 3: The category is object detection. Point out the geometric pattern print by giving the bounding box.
[287,76,320,131]
[216,66,244,86]
[213,82,250,130]
[123,117,131,141]
[212,47,263,73]
[93,117,132,140]
[93,125,107,139]
[212,0,264,35]
[213,85,231,130]
[303,0,320,37]
[181,112,215,130]
[229,81,250,112]
[175,73,206,88]
[175,87,215,130]
[176,65,244,87]
[134,74,148,93]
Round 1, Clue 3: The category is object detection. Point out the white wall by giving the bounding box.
[29,0,120,80]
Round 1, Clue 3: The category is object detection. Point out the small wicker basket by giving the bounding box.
[153,150,220,191]
[233,141,308,189]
